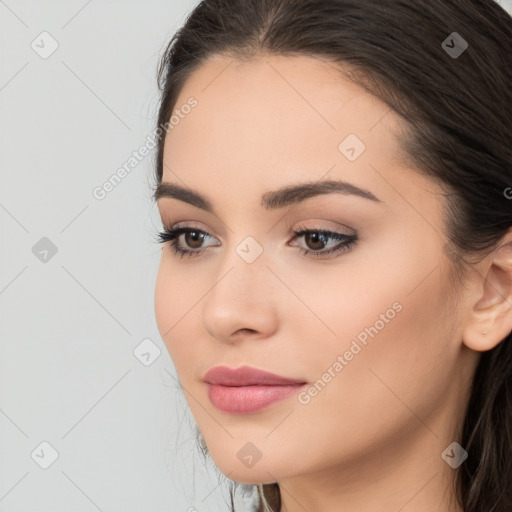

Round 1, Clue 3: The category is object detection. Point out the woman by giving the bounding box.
[151,0,512,510]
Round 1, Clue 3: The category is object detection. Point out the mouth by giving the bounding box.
[203,365,307,414]
[203,364,307,386]
[205,382,307,414]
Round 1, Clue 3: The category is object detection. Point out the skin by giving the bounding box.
[154,53,512,512]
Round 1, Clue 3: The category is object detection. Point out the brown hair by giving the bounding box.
[152,1,512,510]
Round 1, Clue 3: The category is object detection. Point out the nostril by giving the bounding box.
[234,328,257,336]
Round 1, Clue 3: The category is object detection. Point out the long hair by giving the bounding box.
[152,1,512,510]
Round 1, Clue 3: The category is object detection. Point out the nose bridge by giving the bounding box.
[210,233,270,304]
[200,233,279,340]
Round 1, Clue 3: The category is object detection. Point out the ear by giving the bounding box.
[462,228,512,352]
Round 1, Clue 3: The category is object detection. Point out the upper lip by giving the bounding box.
[203,365,307,386]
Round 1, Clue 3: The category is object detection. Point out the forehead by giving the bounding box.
[168,52,401,146]
[161,53,439,212]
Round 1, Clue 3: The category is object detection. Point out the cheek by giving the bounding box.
[305,267,454,434]
[154,255,215,382]
[154,256,192,364]
[294,235,455,420]
[154,256,171,339]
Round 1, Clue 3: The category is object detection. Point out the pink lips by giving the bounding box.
[203,365,307,414]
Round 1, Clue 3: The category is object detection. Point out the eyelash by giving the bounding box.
[156,223,358,259]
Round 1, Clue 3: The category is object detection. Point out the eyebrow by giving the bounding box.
[153,179,382,213]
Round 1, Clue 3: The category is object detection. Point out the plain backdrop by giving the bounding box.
[0,1,246,511]
[1,1,511,511]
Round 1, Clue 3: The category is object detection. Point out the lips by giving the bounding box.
[203,365,308,414]
[203,365,307,386]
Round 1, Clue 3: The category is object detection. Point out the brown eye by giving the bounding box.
[290,227,358,258]
[303,232,329,251]
[184,230,206,249]
[156,226,218,258]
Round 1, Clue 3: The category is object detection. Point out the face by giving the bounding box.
[154,53,478,487]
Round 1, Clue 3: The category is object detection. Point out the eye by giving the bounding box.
[156,223,358,259]
[156,224,218,259]
[289,224,358,258]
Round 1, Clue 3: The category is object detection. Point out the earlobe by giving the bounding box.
[462,229,512,352]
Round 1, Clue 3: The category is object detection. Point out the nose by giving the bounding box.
[201,245,280,345]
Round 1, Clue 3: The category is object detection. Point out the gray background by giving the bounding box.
[1,1,511,511]
[0,1,241,511]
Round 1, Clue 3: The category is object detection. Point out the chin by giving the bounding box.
[205,446,293,485]
[217,465,278,486]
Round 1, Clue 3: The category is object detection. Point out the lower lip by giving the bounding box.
[206,383,306,414]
